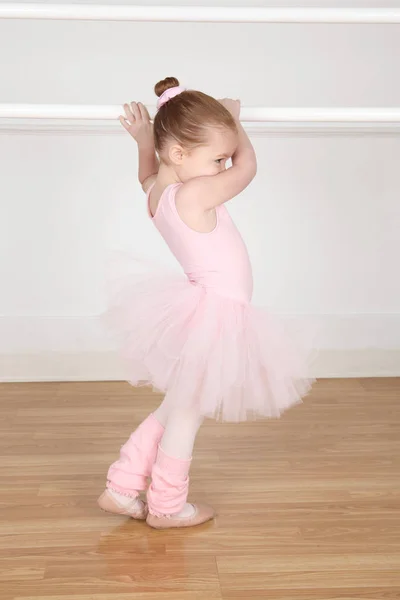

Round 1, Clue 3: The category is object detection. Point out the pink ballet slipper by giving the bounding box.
[146,503,215,529]
[97,489,148,520]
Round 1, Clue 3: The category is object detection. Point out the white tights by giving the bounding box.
[153,395,204,460]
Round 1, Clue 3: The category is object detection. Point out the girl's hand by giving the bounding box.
[218,98,241,120]
[119,102,153,144]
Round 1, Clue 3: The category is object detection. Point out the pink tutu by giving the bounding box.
[103,257,317,423]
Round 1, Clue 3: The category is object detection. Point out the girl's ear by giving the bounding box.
[169,144,185,165]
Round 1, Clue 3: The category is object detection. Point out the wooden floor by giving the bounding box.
[0,378,399,599]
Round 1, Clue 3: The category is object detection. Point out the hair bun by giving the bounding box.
[154,77,180,98]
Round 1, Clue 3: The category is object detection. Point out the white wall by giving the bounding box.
[1,2,399,381]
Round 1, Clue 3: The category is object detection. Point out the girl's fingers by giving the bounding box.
[130,101,141,122]
[138,102,150,123]
[119,115,130,130]
[120,101,151,129]
[123,103,134,122]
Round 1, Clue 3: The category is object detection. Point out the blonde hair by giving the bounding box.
[154,77,237,156]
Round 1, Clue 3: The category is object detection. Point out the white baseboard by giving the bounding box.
[1,349,399,382]
[0,313,399,381]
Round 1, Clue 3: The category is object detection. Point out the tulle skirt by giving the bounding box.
[103,257,318,422]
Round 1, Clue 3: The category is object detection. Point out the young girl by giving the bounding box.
[98,77,316,529]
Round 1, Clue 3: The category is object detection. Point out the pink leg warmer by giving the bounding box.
[147,445,192,517]
[106,413,164,497]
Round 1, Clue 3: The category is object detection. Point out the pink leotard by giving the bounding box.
[148,182,253,304]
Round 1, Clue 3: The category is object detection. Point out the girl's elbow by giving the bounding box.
[247,148,257,180]
[250,157,257,180]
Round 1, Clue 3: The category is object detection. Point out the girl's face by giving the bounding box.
[170,127,238,181]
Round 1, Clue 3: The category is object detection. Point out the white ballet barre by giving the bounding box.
[1,4,400,24]
[1,105,400,123]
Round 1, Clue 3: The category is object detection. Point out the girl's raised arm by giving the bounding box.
[120,102,159,191]
[178,101,257,210]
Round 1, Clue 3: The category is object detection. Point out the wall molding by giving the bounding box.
[1,105,400,124]
[1,120,400,137]
[1,4,399,24]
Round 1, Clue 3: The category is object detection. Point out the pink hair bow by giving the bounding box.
[157,86,186,110]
